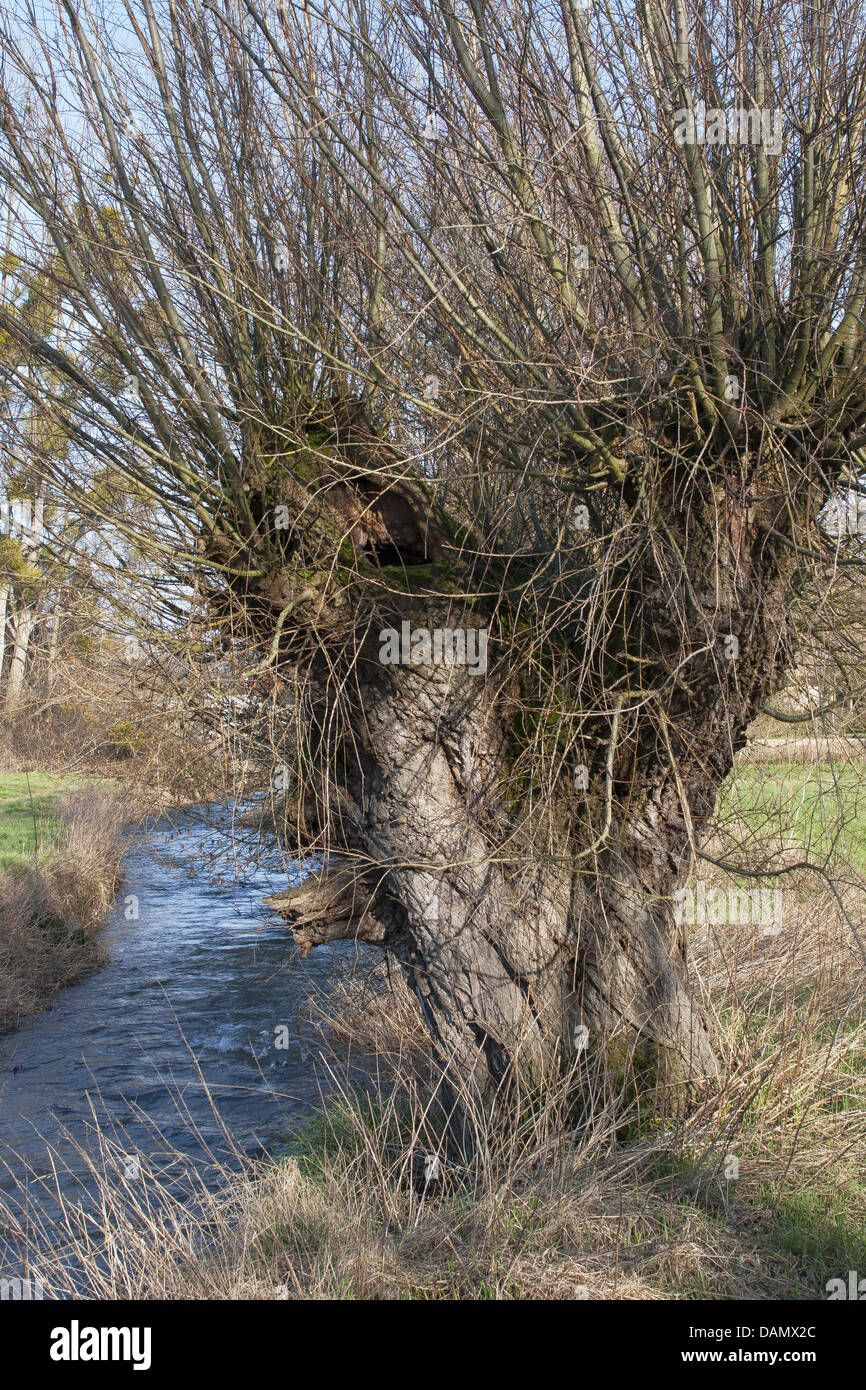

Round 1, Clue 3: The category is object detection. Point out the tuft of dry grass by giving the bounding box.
[0,790,131,1032]
[301,959,429,1065]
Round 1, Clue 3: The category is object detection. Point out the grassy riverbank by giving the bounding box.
[0,774,130,1033]
[17,898,864,1300]
[2,742,864,1299]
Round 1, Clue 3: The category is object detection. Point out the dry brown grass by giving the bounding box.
[301,959,429,1063]
[0,791,131,1032]
[5,859,862,1301]
[1,754,863,1301]
[738,735,866,763]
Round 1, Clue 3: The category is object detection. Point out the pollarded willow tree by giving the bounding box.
[2,0,866,1121]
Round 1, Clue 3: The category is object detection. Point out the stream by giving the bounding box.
[0,803,367,1287]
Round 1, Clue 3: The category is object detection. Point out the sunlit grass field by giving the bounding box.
[0,773,99,869]
[719,759,866,875]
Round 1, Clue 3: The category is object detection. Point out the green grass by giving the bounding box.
[0,772,93,869]
[719,761,866,873]
[292,1101,377,1181]
[752,1182,866,1290]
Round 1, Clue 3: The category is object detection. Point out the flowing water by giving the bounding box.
[0,803,367,1286]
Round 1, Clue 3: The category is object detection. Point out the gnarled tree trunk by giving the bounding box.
[268,644,719,1119]
[264,466,795,1125]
